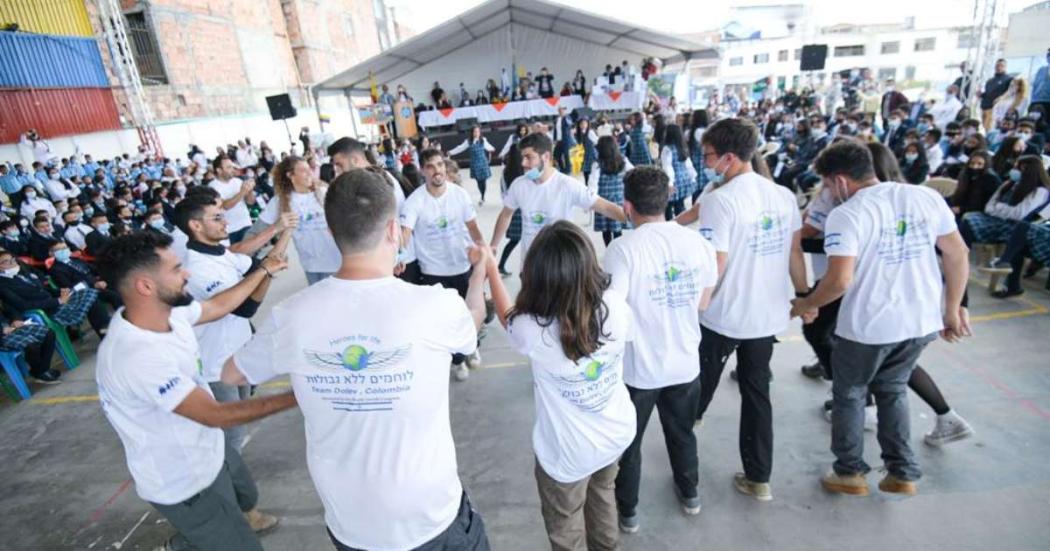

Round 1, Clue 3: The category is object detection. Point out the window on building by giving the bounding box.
[373,0,392,50]
[878,67,897,81]
[778,49,788,62]
[729,56,743,66]
[697,66,717,77]
[914,37,936,52]
[834,45,865,57]
[794,48,802,60]
[881,41,900,54]
[956,30,978,49]
[905,66,916,80]
[754,53,769,64]
[123,11,167,85]
[777,76,786,90]
[344,15,355,38]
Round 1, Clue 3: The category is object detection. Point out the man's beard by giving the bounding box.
[160,287,194,307]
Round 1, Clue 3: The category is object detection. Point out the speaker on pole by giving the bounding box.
[266,93,298,120]
[799,44,828,72]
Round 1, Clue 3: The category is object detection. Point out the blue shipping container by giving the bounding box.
[0,32,108,89]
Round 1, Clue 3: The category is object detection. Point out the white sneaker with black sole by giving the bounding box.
[924,410,974,446]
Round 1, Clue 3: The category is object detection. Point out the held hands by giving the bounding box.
[789,297,818,324]
[941,306,973,343]
[261,253,289,276]
[468,242,497,271]
[276,212,300,232]
[240,179,255,196]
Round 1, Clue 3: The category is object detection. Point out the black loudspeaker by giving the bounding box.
[572,107,596,121]
[800,44,828,71]
[265,94,297,120]
[456,117,479,132]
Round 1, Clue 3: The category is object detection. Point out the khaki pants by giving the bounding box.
[535,460,620,551]
[982,109,994,132]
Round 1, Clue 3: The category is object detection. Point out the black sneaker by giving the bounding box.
[730,368,773,382]
[801,362,826,379]
[618,512,639,533]
[33,370,62,385]
[484,299,495,325]
[498,267,512,278]
[991,288,1024,299]
[1023,261,1043,279]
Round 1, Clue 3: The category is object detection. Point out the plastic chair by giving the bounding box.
[25,310,80,370]
[924,177,958,198]
[0,350,32,400]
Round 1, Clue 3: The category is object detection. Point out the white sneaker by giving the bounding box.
[465,350,482,369]
[452,362,470,381]
[924,411,974,446]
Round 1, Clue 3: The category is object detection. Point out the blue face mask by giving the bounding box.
[97,223,111,234]
[525,159,545,181]
[54,248,71,263]
[1009,168,1022,182]
[149,219,166,230]
[704,155,727,187]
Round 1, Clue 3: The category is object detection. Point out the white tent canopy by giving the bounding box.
[314,0,717,102]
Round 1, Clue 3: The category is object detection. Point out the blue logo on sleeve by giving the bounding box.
[158,377,181,395]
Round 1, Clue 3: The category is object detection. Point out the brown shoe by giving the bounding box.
[878,474,917,496]
[244,509,279,533]
[820,470,869,496]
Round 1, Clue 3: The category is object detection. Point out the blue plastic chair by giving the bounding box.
[0,350,32,401]
[25,310,80,370]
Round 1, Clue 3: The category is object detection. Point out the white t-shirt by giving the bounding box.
[504,171,598,254]
[185,246,254,382]
[604,222,718,389]
[96,302,225,505]
[804,187,835,280]
[210,177,252,232]
[698,172,801,339]
[259,192,341,273]
[824,182,956,345]
[233,276,477,550]
[171,227,189,263]
[507,291,637,483]
[399,185,476,276]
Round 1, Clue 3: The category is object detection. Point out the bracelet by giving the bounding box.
[262,266,274,278]
[795,289,811,298]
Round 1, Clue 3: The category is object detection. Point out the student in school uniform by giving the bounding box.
[587,136,633,246]
[497,124,530,276]
[576,118,599,183]
[628,112,653,166]
[448,126,496,206]
[660,125,698,221]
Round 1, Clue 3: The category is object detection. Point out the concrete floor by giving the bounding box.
[2,169,1050,550]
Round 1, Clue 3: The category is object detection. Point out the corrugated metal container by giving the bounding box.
[0,32,108,88]
[0,88,121,144]
[0,0,93,37]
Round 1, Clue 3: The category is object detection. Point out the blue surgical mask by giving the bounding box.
[525,160,545,181]
[905,153,918,163]
[84,207,94,218]
[704,155,728,187]
[4,230,19,239]
[97,223,111,234]
[149,219,166,230]
[54,249,71,263]
[1009,168,1022,182]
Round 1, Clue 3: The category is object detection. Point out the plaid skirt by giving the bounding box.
[594,172,625,233]
[469,142,491,181]
[961,213,1018,244]
[507,209,523,241]
[1,322,50,351]
[1028,222,1050,265]
[53,288,99,327]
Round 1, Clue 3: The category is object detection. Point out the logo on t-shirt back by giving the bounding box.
[648,261,701,308]
[305,342,410,372]
[748,211,787,256]
[303,336,415,414]
[877,215,930,264]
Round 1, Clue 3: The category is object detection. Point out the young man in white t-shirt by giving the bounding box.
[791,141,971,497]
[223,168,493,551]
[401,148,485,381]
[490,132,626,259]
[176,193,295,451]
[209,155,255,244]
[694,118,810,502]
[95,231,297,550]
[603,166,718,532]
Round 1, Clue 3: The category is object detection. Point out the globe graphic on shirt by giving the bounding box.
[759,215,774,230]
[341,345,371,371]
[531,212,546,224]
[583,360,604,381]
[896,220,908,237]
[665,266,682,282]
[305,343,411,372]
[436,216,449,229]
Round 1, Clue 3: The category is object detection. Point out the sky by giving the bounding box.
[388,0,1039,37]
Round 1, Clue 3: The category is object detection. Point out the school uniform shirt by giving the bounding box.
[63,223,94,251]
[507,290,637,483]
[185,244,253,382]
[504,171,599,254]
[804,187,835,280]
[604,222,718,389]
[824,182,956,345]
[209,177,252,233]
[399,185,476,276]
[233,276,477,551]
[698,171,801,339]
[19,195,56,221]
[96,302,226,505]
[259,192,342,274]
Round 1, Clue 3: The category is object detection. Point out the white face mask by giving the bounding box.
[1,266,19,278]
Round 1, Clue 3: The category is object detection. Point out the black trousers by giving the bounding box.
[398,260,422,285]
[420,270,471,365]
[801,282,841,378]
[696,325,775,483]
[25,331,57,378]
[615,377,700,516]
[554,142,571,173]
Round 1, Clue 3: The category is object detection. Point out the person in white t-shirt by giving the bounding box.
[222,168,493,551]
[694,118,810,502]
[209,156,255,244]
[603,166,718,532]
[261,155,342,285]
[489,132,626,259]
[176,193,295,451]
[95,231,296,550]
[487,220,635,551]
[792,141,971,497]
[400,148,485,381]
